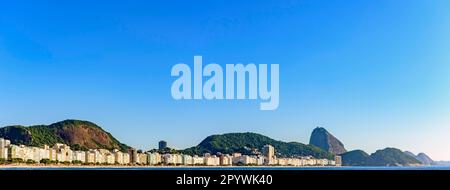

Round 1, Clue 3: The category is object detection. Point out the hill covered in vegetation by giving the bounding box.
[340,148,421,166]
[0,119,129,151]
[182,132,334,159]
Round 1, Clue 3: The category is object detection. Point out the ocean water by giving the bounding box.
[2,166,450,170]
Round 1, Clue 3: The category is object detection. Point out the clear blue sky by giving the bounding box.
[1,0,450,160]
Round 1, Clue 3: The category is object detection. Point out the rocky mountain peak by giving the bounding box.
[309,127,347,155]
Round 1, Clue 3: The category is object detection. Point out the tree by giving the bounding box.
[72,160,82,165]
[40,159,52,164]
[10,158,23,163]
[26,159,36,164]
[0,158,7,164]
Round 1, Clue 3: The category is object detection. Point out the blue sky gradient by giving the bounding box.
[1,0,450,159]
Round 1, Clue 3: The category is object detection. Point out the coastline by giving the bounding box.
[0,164,333,168]
[0,164,447,170]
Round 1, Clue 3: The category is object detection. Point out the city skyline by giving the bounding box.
[1,1,450,160]
[0,137,339,167]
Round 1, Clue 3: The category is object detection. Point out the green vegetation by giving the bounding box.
[27,125,64,147]
[0,126,32,145]
[26,159,37,164]
[9,158,23,163]
[340,148,422,166]
[182,132,334,159]
[60,161,71,165]
[153,147,179,154]
[72,160,83,165]
[0,119,130,152]
[40,159,57,165]
[340,150,372,166]
[71,144,89,151]
[370,148,421,166]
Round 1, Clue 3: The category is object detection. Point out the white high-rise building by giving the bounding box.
[73,151,86,163]
[182,154,193,165]
[204,155,220,166]
[0,138,10,148]
[86,150,96,163]
[122,153,130,164]
[106,154,115,164]
[148,152,161,165]
[9,145,27,161]
[0,138,9,159]
[39,145,51,161]
[137,153,148,165]
[219,155,233,166]
[97,149,111,164]
[163,154,182,165]
[53,143,72,162]
[0,147,7,160]
[113,149,124,164]
[192,155,204,165]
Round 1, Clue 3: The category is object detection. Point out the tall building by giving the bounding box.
[0,138,10,159]
[122,153,130,164]
[0,138,6,147]
[334,155,342,166]
[8,145,27,161]
[192,155,204,165]
[86,150,96,163]
[0,147,7,160]
[53,143,72,162]
[158,141,167,150]
[262,144,275,165]
[130,148,138,164]
[73,151,86,163]
[219,155,233,166]
[148,152,161,165]
[113,149,124,164]
[204,155,220,166]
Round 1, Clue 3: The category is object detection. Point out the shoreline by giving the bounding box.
[0,164,444,170]
[0,164,335,168]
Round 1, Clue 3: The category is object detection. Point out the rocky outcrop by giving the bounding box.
[309,127,347,155]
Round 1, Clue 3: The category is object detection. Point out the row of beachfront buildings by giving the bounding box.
[0,138,341,166]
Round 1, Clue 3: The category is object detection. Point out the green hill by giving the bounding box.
[370,148,421,166]
[0,119,129,151]
[340,150,372,166]
[340,148,422,166]
[182,132,334,159]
